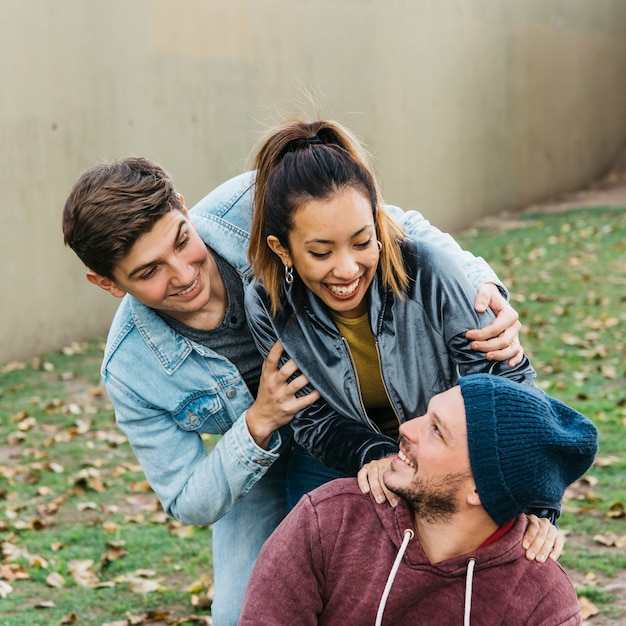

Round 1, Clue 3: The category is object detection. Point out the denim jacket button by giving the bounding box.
[187,411,200,426]
[226,388,237,398]
[253,459,272,467]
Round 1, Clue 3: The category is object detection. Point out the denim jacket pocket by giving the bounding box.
[173,394,227,433]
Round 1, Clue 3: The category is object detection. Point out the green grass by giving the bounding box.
[456,206,626,620]
[1,340,215,625]
[457,207,625,503]
[1,205,625,624]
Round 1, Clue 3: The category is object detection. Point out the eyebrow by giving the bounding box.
[303,224,374,246]
[126,220,186,279]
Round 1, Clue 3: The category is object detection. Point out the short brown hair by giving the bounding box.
[62,156,183,278]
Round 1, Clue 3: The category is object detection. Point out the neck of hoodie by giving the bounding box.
[414,508,498,564]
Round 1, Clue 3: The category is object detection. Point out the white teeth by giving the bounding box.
[326,278,360,296]
[177,276,198,296]
[398,449,415,468]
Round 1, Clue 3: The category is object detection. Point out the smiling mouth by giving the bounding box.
[175,276,198,296]
[398,448,416,469]
[324,277,361,297]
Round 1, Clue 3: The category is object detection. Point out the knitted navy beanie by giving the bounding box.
[458,374,598,526]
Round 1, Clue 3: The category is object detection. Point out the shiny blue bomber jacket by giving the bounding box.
[244,240,537,476]
[101,171,510,526]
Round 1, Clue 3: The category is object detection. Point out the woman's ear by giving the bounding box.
[267,235,292,266]
[86,270,127,299]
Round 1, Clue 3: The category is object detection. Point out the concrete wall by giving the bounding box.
[2,0,626,363]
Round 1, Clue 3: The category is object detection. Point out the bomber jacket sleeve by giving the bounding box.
[384,204,508,297]
[294,401,399,475]
[413,243,535,383]
[103,372,283,526]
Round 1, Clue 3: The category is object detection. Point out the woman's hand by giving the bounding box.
[246,341,320,449]
[466,283,524,367]
[522,514,565,562]
[357,456,398,507]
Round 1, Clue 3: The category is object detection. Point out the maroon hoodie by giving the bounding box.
[239,478,581,625]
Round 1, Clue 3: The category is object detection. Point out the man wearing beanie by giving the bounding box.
[239,374,597,625]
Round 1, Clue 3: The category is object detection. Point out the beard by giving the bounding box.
[391,472,471,524]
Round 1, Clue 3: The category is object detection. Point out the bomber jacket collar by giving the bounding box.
[283,264,395,338]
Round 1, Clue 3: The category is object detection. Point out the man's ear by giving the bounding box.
[180,196,195,224]
[466,486,482,508]
[267,235,292,266]
[179,194,189,218]
[86,270,127,299]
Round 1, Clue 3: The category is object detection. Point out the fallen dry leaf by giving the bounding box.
[597,532,626,547]
[127,576,163,594]
[34,600,56,608]
[191,592,213,608]
[607,501,626,519]
[45,571,65,588]
[0,580,13,598]
[0,563,29,582]
[102,520,121,533]
[170,615,213,625]
[68,559,99,587]
[578,595,600,620]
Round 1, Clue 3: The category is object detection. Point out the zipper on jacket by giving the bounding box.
[374,339,402,431]
[341,337,381,434]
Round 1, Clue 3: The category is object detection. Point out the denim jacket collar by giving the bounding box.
[128,297,195,374]
[190,171,257,282]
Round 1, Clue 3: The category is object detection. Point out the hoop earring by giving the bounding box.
[284,264,294,285]
[377,240,382,251]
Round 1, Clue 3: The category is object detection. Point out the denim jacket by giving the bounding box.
[101,171,507,526]
[102,173,268,526]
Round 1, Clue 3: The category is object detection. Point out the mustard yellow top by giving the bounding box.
[331,311,398,440]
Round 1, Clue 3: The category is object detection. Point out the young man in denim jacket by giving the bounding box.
[63,157,528,625]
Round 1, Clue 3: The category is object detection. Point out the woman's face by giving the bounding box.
[272,186,380,319]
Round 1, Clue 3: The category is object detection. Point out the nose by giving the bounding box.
[332,251,360,280]
[169,255,196,287]
[399,414,425,442]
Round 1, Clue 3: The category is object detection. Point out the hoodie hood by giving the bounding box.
[372,492,528,574]
[371,492,529,625]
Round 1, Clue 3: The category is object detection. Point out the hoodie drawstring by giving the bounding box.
[464,557,477,626]
[375,534,477,626]
[375,529,414,626]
